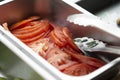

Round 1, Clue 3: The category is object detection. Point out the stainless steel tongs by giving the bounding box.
[67,14,120,56]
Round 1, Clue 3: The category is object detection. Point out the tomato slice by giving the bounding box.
[25,20,41,26]
[23,29,51,44]
[50,27,76,48]
[10,16,40,30]
[11,21,41,33]
[12,25,40,34]
[13,20,50,39]
[62,27,72,39]
[50,31,65,47]
[63,63,89,76]
[47,51,71,68]
[46,47,68,59]
[21,32,46,43]
[58,61,78,71]
[53,27,67,44]
[85,64,96,74]
[45,46,72,66]
[63,48,105,68]
[28,38,50,58]
[62,27,80,51]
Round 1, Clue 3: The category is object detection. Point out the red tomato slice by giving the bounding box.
[10,16,40,30]
[23,29,51,44]
[62,27,80,51]
[13,20,50,39]
[47,51,71,68]
[63,48,105,68]
[85,64,96,74]
[63,63,89,76]
[25,20,41,26]
[12,25,40,34]
[58,61,78,71]
[50,31,65,47]
[53,27,67,44]
[28,38,50,58]
[62,27,72,39]
[11,21,41,33]
[21,32,46,43]
[46,47,66,59]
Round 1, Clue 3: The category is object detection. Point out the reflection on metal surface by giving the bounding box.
[70,0,81,3]
[0,0,13,5]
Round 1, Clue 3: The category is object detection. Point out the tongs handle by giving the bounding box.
[101,46,120,55]
[89,46,120,56]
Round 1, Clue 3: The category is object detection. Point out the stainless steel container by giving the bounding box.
[0,0,120,80]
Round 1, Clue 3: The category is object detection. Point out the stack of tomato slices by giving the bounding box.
[9,16,105,76]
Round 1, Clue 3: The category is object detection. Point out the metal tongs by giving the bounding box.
[74,37,120,56]
[67,13,103,27]
[67,14,120,56]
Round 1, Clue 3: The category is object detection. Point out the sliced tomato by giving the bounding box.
[63,63,89,76]
[21,32,46,43]
[13,20,50,39]
[50,31,65,47]
[46,47,65,59]
[53,27,67,44]
[63,48,105,68]
[11,21,41,33]
[85,64,96,74]
[10,16,40,30]
[82,56,105,68]
[58,61,78,71]
[25,20,41,26]
[23,29,51,44]
[62,27,72,39]
[12,25,40,34]
[28,38,50,58]
[47,50,71,68]
[62,27,80,51]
